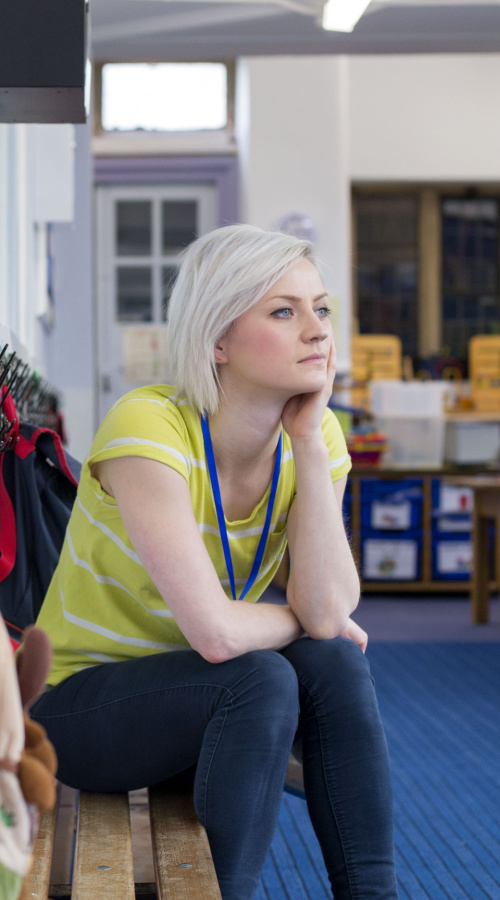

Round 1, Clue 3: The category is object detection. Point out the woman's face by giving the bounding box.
[219,259,333,398]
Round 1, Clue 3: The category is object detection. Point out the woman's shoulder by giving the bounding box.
[99,385,196,436]
[84,385,201,479]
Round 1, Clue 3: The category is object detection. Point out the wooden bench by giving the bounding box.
[21,761,304,900]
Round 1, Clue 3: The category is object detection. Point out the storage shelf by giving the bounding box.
[349,465,500,594]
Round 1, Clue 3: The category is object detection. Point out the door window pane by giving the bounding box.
[441,198,499,360]
[116,201,151,256]
[162,266,178,322]
[356,195,418,358]
[162,201,197,253]
[117,267,152,322]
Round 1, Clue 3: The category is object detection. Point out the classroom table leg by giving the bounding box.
[471,503,491,624]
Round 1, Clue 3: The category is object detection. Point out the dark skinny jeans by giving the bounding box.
[31,636,399,900]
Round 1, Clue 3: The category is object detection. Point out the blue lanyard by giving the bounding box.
[200,415,282,601]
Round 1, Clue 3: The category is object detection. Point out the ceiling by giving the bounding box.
[90,0,500,61]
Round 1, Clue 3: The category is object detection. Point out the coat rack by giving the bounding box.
[0,343,62,453]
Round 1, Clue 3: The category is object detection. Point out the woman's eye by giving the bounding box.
[272,308,292,318]
[316,306,332,318]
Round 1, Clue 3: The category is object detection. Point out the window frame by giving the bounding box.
[92,59,236,156]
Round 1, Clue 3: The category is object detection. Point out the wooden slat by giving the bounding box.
[285,758,305,797]
[20,797,59,900]
[149,781,222,900]
[71,791,135,900]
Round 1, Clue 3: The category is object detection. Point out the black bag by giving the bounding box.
[0,395,81,643]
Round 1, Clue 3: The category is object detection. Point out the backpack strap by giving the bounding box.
[0,389,18,582]
[0,451,16,582]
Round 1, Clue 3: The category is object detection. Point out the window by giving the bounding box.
[441,198,499,359]
[94,61,234,136]
[355,194,419,358]
[352,186,500,372]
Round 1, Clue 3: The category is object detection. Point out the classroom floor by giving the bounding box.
[49,594,500,895]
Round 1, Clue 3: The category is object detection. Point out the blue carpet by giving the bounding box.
[257,643,500,900]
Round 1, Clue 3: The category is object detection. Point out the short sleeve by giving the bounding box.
[321,408,352,483]
[86,390,193,484]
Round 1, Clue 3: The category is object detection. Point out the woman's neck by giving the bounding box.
[207,389,284,477]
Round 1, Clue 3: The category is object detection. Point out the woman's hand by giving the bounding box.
[281,340,337,441]
[341,618,368,653]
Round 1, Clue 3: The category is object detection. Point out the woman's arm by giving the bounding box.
[285,458,360,640]
[93,455,303,664]
[282,343,360,639]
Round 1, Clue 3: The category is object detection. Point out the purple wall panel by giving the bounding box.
[93,155,239,226]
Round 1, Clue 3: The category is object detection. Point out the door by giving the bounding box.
[95,183,217,424]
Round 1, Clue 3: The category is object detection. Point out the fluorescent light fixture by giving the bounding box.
[322,0,373,32]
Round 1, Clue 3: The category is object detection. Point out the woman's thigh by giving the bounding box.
[31,647,299,792]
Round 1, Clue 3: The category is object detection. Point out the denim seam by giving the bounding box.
[196,700,232,828]
[296,674,360,900]
[33,681,236,719]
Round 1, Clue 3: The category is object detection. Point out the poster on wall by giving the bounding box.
[123,327,168,383]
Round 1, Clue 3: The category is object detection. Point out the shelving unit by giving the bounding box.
[347,465,499,593]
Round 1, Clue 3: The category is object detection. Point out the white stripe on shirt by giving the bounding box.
[77,497,142,565]
[66,531,174,618]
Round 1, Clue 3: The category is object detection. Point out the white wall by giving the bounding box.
[0,122,93,461]
[41,124,94,462]
[0,123,75,359]
[349,54,500,182]
[237,56,352,371]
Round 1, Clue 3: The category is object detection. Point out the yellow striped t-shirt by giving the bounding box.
[36,385,352,686]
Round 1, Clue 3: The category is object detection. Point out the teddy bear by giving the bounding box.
[0,616,57,900]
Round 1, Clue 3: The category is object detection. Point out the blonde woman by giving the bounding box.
[33,225,398,900]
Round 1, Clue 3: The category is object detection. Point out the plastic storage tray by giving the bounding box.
[375,416,446,466]
[431,535,472,580]
[361,530,422,581]
[360,478,423,531]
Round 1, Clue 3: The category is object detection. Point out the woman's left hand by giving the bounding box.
[281,340,337,441]
[341,618,368,653]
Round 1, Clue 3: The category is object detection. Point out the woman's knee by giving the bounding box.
[227,649,300,725]
[283,636,374,701]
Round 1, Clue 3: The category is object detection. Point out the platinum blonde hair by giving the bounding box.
[166,224,314,415]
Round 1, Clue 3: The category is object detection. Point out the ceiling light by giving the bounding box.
[322,0,373,32]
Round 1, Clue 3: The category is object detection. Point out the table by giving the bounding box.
[445,475,500,623]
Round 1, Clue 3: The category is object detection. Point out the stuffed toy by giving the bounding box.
[0,617,57,900]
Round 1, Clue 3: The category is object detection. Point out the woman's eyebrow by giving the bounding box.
[266,292,329,303]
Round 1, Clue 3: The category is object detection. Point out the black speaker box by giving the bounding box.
[0,0,88,123]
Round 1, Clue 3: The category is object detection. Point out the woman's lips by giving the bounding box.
[298,354,326,363]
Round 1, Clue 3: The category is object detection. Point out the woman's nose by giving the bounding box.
[303,311,329,342]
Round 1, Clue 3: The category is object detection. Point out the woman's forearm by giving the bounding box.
[286,437,360,639]
[210,601,303,663]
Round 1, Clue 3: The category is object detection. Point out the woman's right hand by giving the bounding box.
[340,618,368,653]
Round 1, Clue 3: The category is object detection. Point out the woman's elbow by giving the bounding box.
[306,589,360,641]
[195,628,235,665]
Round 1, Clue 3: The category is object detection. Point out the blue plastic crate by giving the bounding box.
[360,478,423,531]
[431,478,473,514]
[431,533,472,580]
[432,512,472,535]
[361,528,422,581]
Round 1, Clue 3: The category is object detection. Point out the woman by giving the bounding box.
[32,225,399,900]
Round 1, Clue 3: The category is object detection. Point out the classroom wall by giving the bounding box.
[40,124,94,462]
[0,122,93,461]
[349,54,500,182]
[237,56,352,370]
